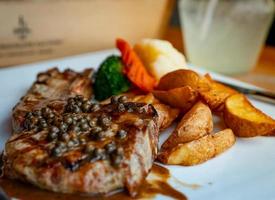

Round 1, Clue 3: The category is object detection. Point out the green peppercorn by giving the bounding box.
[25,112,33,119]
[47,112,55,119]
[39,119,48,129]
[82,103,91,112]
[33,110,42,116]
[42,107,51,114]
[110,96,119,104]
[32,125,39,132]
[37,115,43,119]
[64,116,73,124]
[99,115,112,127]
[84,115,91,121]
[71,125,80,133]
[67,140,74,148]
[60,133,70,142]
[117,103,126,112]
[32,117,39,125]
[90,126,102,134]
[90,104,100,112]
[75,95,84,101]
[71,138,80,146]
[79,118,87,124]
[110,152,123,166]
[79,138,86,145]
[52,147,62,157]
[56,141,66,148]
[85,143,95,153]
[105,142,116,154]
[48,131,58,141]
[68,97,75,104]
[49,126,59,133]
[93,131,105,140]
[116,129,127,139]
[72,115,78,122]
[80,123,89,131]
[59,122,68,132]
[65,104,74,113]
[118,96,127,103]
[76,101,82,107]
[89,118,97,127]
[93,148,106,160]
[73,105,81,113]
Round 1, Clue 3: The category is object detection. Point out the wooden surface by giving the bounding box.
[164,27,275,91]
[0,0,173,67]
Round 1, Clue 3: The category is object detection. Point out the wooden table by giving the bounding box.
[164,27,275,91]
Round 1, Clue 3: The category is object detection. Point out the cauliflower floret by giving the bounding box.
[134,39,188,81]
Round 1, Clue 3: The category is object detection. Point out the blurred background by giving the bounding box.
[167,0,275,91]
[170,0,275,47]
[0,0,274,90]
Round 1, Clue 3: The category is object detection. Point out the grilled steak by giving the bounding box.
[12,68,93,134]
[3,68,159,196]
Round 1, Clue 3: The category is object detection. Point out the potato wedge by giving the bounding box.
[153,86,198,112]
[161,101,213,150]
[224,94,275,137]
[157,69,210,92]
[199,79,238,112]
[153,103,180,131]
[158,129,235,166]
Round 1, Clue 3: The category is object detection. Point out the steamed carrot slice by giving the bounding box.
[116,38,156,92]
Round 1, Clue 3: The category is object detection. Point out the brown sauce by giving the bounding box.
[0,164,189,200]
[136,164,187,200]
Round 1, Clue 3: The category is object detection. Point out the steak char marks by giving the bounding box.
[3,68,159,196]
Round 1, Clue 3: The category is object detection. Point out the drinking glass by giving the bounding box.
[179,0,275,74]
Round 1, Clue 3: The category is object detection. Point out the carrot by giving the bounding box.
[116,38,157,92]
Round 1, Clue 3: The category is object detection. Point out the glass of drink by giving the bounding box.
[178,0,275,75]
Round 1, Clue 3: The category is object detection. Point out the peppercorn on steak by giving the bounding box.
[12,67,93,134]
[2,68,159,196]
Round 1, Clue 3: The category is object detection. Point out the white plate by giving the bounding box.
[0,49,275,200]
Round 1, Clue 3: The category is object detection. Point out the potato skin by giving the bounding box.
[153,103,180,131]
[157,70,236,113]
[161,101,213,150]
[157,69,210,92]
[158,129,235,166]
[199,80,237,112]
[153,86,199,113]
[224,94,275,137]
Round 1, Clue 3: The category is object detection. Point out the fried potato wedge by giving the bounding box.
[158,129,235,166]
[153,103,180,131]
[157,69,210,92]
[157,70,237,112]
[199,79,238,112]
[161,101,213,150]
[224,94,275,137]
[153,86,199,112]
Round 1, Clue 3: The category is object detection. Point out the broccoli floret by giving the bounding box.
[94,55,131,101]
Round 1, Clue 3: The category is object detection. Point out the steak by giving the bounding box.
[12,68,93,134]
[2,68,159,196]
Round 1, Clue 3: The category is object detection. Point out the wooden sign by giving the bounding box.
[0,0,173,67]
